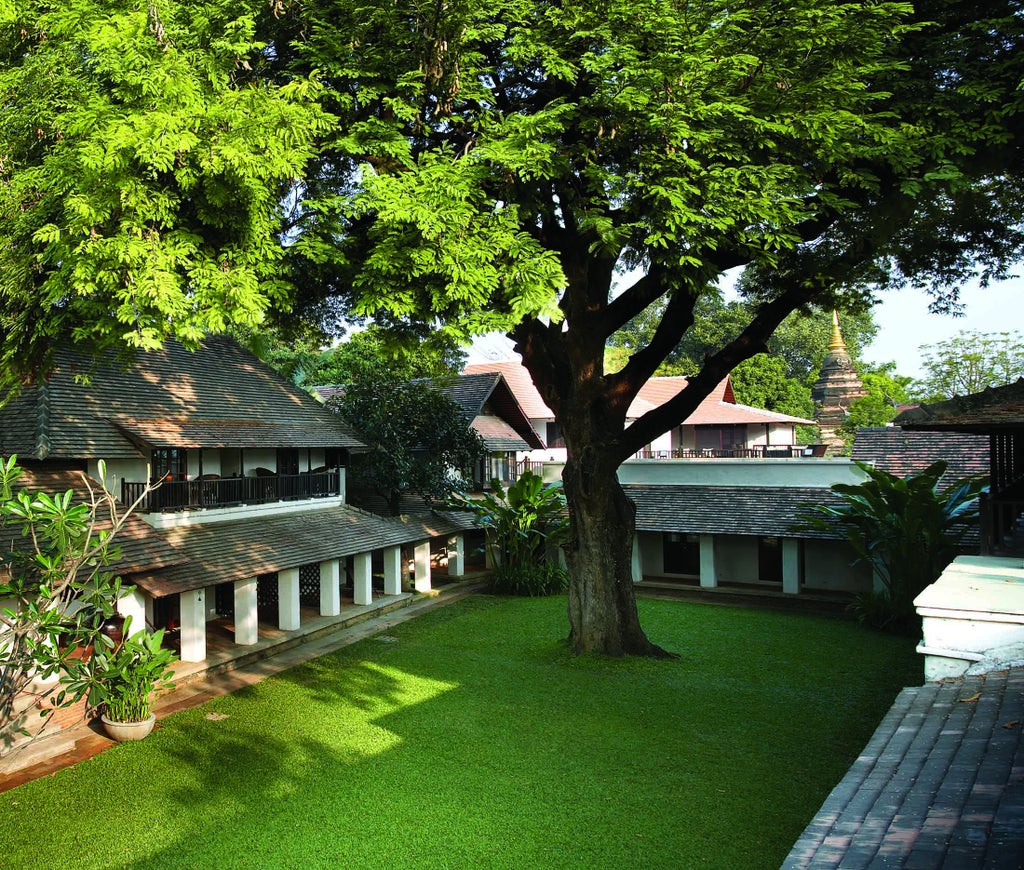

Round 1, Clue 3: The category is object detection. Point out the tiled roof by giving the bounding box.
[471,415,531,451]
[622,484,845,539]
[852,428,990,487]
[894,378,1024,433]
[0,338,364,462]
[130,505,457,596]
[0,466,184,578]
[462,361,552,419]
[463,363,813,426]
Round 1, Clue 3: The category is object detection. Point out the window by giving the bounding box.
[546,421,565,449]
[694,424,747,451]
[151,448,187,481]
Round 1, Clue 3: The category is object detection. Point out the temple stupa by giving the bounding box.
[812,311,867,452]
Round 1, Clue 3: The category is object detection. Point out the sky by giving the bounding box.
[861,276,1023,379]
[466,272,1024,380]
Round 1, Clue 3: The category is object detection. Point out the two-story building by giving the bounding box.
[0,337,469,673]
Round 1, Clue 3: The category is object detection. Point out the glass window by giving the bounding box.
[151,448,187,481]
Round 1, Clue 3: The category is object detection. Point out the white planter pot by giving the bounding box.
[101,713,156,742]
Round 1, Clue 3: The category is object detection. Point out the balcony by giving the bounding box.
[634,445,829,460]
[123,469,343,513]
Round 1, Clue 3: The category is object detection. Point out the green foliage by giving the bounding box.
[838,369,914,441]
[609,295,879,384]
[0,456,141,743]
[796,461,988,632]
[730,355,814,420]
[490,561,569,597]
[67,619,176,723]
[450,471,570,594]
[913,330,1024,401]
[328,362,486,515]
[0,0,328,390]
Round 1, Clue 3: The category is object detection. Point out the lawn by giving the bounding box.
[0,596,921,868]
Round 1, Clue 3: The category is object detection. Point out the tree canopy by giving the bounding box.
[0,0,326,390]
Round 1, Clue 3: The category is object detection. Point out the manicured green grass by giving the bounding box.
[0,597,921,868]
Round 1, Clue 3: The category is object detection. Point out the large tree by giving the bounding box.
[4,0,1022,656]
[278,0,1022,655]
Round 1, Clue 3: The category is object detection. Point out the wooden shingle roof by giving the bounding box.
[894,379,1024,433]
[0,338,364,462]
[131,505,460,596]
[851,428,989,487]
[623,484,845,539]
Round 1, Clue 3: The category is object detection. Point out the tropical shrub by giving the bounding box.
[796,461,987,633]
[449,470,570,596]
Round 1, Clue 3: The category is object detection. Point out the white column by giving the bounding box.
[631,534,643,583]
[414,541,432,593]
[699,534,718,589]
[320,559,341,616]
[117,588,147,634]
[234,578,259,646]
[447,534,465,577]
[353,552,373,606]
[383,545,403,596]
[782,538,802,595]
[179,588,207,663]
[278,568,301,631]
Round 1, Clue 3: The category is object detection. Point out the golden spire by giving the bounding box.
[828,310,846,353]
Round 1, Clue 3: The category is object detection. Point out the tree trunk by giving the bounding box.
[561,448,674,658]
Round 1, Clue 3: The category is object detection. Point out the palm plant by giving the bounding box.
[449,470,570,595]
[796,461,988,632]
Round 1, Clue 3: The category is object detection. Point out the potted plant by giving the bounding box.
[85,617,176,741]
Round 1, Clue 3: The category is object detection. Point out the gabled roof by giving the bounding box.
[314,372,545,451]
[430,372,544,450]
[0,338,364,461]
[893,379,1024,434]
[851,428,989,487]
[462,363,814,427]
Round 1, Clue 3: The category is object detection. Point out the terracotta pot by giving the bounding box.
[101,713,156,742]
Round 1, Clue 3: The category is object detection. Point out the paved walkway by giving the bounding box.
[785,667,1024,868]
[0,580,482,794]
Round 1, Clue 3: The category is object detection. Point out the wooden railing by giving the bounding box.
[633,445,829,460]
[122,470,342,513]
[476,458,547,490]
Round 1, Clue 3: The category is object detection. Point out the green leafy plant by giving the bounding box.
[449,470,570,595]
[66,617,176,723]
[796,461,988,632]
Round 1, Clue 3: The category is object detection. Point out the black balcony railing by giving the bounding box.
[475,458,547,490]
[122,470,342,513]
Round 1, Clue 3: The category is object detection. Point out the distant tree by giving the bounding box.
[729,355,814,419]
[913,330,1024,401]
[608,295,878,382]
[839,369,914,441]
[326,361,485,516]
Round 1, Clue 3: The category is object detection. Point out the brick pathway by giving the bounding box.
[785,668,1024,868]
